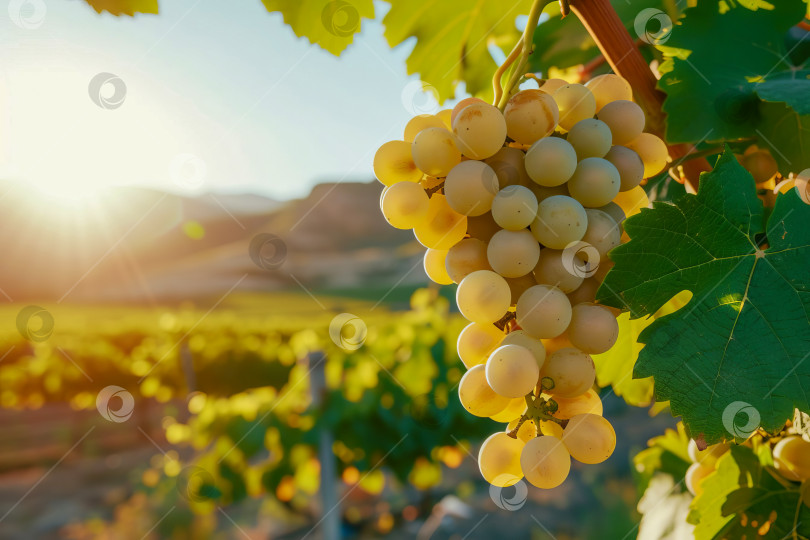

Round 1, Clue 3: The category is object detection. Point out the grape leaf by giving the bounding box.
[382,0,533,102]
[634,423,691,493]
[262,0,374,56]
[597,149,810,444]
[83,0,157,15]
[689,445,810,539]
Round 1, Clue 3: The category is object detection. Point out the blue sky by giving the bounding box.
[0,1,465,200]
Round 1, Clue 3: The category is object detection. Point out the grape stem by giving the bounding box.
[424,182,445,198]
[507,392,567,439]
[493,311,516,332]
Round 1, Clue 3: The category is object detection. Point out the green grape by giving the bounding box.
[520,435,571,489]
[567,303,619,354]
[444,160,500,216]
[567,277,599,305]
[373,140,422,186]
[452,102,508,160]
[585,74,632,112]
[404,114,447,142]
[491,185,538,231]
[796,169,810,205]
[553,83,596,132]
[456,270,511,323]
[466,212,500,243]
[478,432,524,487]
[596,100,645,145]
[484,146,532,189]
[446,237,491,283]
[485,344,540,398]
[550,388,603,420]
[380,181,430,229]
[457,321,504,369]
[500,329,546,369]
[562,413,616,464]
[567,158,621,208]
[604,145,644,192]
[541,347,595,398]
[458,364,511,417]
[596,202,626,232]
[412,127,461,177]
[525,137,578,187]
[625,133,669,178]
[533,248,583,293]
[413,194,467,249]
[487,229,541,278]
[527,183,569,203]
[515,284,572,339]
[423,248,453,285]
[503,89,559,145]
[530,195,588,250]
[505,273,537,305]
[567,119,612,159]
[581,209,620,257]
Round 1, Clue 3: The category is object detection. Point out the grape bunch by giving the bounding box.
[374,74,668,489]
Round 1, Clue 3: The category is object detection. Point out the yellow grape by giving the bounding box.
[492,397,528,423]
[451,96,486,124]
[491,185,538,231]
[568,157,621,208]
[423,248,453,285]
[527,183,569,203]
[446,237,491,283]
[525,137,578,187]
[504,89,559,145]
[625,133,670,178]
[484,146,533,189]
[500,329,546,370]
[486,344,540,398]
[541,347,595,398]
[533,248,584,293]
[604,145,644,192]
[553,83,596,132]
[530,195,588,250]
[795,169,810,205]
[539,420,564,438]
[413,194,467,249]
[597,202,626,231]
[444,160,500,216]
[456,270,511,323]
[541,334,574,356]
[773,436,810,481]
[549,388,603,420]
[452,102,507,160]
[581,209,620,257]
[538,78,568,94]
[567,277,600,305]
[561,413,616,464]
[458,364,511,417]
[567,118,613,159]
[585,73,633,111]
[520,435,571,489]
[457,321,503,369]
[487,229,541,278]
[380,181,430,229]
[687,440,730,468]
[420,175,444,191]
[478,432,524,487]
[373,140,422,186]
[505,273,537,305]
[437,109,453,129]
[466,212,500,243]
[567,303,619,355]
[596,100,645,145]
[613,185,649,218]
[685,462,714,497]
[516,284,572,339]
[412,127,461,177]
[404,114,447,142]
[507,418,538,443]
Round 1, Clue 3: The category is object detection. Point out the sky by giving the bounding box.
[0,0,463,201]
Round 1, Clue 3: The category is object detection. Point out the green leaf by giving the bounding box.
[382,0,534,102]
[83,0,158,15]
[634,423,692,493]
[598,149,810,444]
[689,445,810,539]
[757,91,810,174]
[262,0,374,56]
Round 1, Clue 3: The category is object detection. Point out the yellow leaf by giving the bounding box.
[84,0,158,16]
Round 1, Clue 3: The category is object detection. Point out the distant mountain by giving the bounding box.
[0,180,423,304]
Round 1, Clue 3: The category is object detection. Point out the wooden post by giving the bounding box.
[309,351,340,540]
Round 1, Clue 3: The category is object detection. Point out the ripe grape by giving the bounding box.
[553,84,596,132]
[794,168,810,205]
[520,435,571,489]
[456,270,511,323]
[550,388,603,420]
[458,364,511,417]
[451,97,486,124]
[585,74,633,112]
[741,149,778,183]
[567,303,619,354]
[567,119,612,159]
[687,440,730,468]
[528,183,569,203]
[538,78,568,94]
[478,432,524,486]
[596,100,645,145]
[685,462,714,497]
[492,397,528,423]
[604,145,644,192]
[503,89,559,145]
[437,109,453,129]
[423,248,453,285]
[593,258,614,283]
[533,248,584,293]
[562,413,616,464]
[500,329,546,369]
[380,181,430,229]
[541,347,595,398]
[613,185,650,217]
[596,202,626,231]
[404,114,448,142]
[507,418,538,443]
[444,160,500,216]
[484,146,533,189]
[567,277,600,305]
[373,140,422,185]
[487,229,541,278]
[452,102,508,160]
[525,137,578,187]
[516,284,572,339]
[567,158,621,208]
[581,209,621,257]
[530,195,588,250]
[541,334,574,356]
[466,212,500,242]
[457,321,504,369]
[773,436,810,481]
[486,344,540,398]
[413,194,467,249]
[412,127,461,177]
[446,238,491,283]
[625,133,669,178]
[491,185,538,230]
[505,273,537,305]
[538,420,564,438]
[420,175,444,191]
